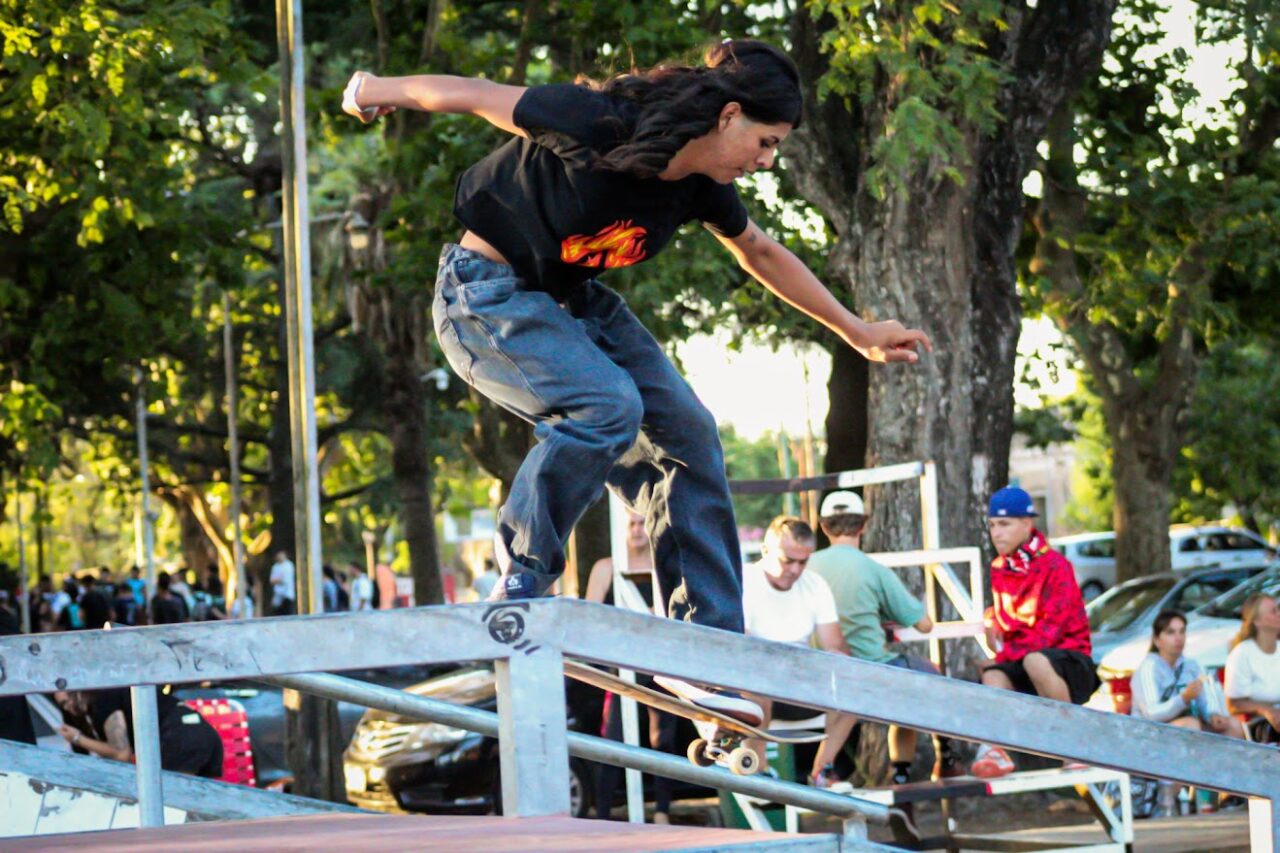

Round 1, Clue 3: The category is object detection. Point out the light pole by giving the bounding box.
[135,367,157,602]
[223,291,246,617]
[14,483,30,634]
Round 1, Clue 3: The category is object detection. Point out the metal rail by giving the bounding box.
[1,598,1277,848]
[263,671,890,825]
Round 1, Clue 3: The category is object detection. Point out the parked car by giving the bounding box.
[1086,565,1267,664]
[1168,524,1274,571]
[174,664,440,789]
[1089,562,1280,714]
[342,665,711,817]
[1055,525,1274,601]
[1053,532,1118,600]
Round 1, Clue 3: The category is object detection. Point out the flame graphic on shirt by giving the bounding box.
[560,220,648,269]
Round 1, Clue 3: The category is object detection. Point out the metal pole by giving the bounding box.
[223,292,245,617]
[15,484,30,634]
[494,649,571,816]
[263,670,891,825]
[919,461,943,670]
[275,0,323,617]
[135,368,156,602]
[608,492,645,823]
[130,685,165,827]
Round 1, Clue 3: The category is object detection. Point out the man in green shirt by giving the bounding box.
[807,491,962,784]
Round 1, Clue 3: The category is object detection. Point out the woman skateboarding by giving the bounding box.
[343,39,931,722]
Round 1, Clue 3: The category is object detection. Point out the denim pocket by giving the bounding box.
[457,277,519,313]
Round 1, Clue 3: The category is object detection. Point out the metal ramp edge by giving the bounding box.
[0,739,360,836]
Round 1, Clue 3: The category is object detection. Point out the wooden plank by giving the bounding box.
[1,812,840,852]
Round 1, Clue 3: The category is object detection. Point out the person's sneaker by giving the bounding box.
[486,572,542,602]
[342,71,378,123]
[652,675,764,727]
[810,764,841,789]
[969,745,1015,779]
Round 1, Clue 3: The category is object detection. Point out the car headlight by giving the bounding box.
[407,723,468,750]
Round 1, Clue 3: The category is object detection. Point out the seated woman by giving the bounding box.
[1133,609,1244,815]
[1133,609,1244,738]
[1225,593,1280,743]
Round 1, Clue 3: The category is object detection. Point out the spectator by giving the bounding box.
[1133,609,1243,815]
[349,561,375,612]
[269,551,297,616]
[971,486,1099,779]
[322,564,342,612]
[78,573,114,630]
[227,581,255,620]
[54,579,84,630]
[30,574,54,633]
[472,558,500,601]
[126,565,147,612]
[49,577,72,624]
[171,569,197,613]
[202,562,225,598]
[375,563,398,609]
[151,572,189,624]
[739,516,854,787]
[806,491,962,784]
[56,686,223,778]
[111,574,138,626]
[585,511,678,824]
[1225,593,1280,743]
[0,598,35,743]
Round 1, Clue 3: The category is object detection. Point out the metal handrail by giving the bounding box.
[1,598,1277,848]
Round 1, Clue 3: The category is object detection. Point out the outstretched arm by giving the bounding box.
[344,72,527,137]
[716,220,932,363]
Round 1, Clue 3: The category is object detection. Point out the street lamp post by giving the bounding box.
[223,292,246,617]
[135,368,157,602]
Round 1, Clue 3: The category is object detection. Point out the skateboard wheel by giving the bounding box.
[728,747,759,776]
[687,738,715,768]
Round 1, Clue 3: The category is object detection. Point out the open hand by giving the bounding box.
[852,320,933,364]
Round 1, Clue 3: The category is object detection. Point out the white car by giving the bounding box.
[1089,564,1280,714]
[1168,524,1274,571]
[1053,532,1118,601]
[1053,525,1274,602]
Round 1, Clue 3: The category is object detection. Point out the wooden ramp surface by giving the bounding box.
[5,812,840,852]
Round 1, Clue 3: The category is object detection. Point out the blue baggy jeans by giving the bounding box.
[432,244,744,633]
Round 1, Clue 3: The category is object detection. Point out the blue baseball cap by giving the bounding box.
[988,486,1038,518]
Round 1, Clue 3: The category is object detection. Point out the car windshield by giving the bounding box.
[1197,568,1280,619]
[1087,577,1176,632]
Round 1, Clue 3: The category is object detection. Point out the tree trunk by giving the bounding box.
[386,354,444,605]
[1109,415,1176,581]
[823,341,869,476]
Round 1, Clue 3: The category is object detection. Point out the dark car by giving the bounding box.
[342,664,711,817]
[1086,564,1267,664]
[174,664,441,790]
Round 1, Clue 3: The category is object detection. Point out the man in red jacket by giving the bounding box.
[970,486,1099,778]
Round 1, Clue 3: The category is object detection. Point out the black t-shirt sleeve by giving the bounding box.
[513,84,629,157]
[692,180,749,239]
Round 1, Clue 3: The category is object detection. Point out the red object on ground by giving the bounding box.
[1105,675,1133,715]
[184,697,256,787]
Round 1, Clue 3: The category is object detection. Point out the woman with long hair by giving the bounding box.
[342,40,931,720]
[1225,593,1280,742]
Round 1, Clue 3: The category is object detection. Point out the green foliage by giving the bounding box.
[1175,339,1280,533]
[809,0,1009,197]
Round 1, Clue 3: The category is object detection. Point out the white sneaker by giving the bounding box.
[653,675,763,727]
[342,71,378,123]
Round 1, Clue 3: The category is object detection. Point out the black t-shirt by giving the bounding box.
[151,594,186,625]
[454,84,749,299]
[80,588,113,629]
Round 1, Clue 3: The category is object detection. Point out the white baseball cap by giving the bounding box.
[820,490,865,518]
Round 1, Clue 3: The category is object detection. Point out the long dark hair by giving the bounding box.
[586,39,803,178]
[1149,609,1187,653]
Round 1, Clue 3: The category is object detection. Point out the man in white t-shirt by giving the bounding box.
[269,551,297,616]
[348,561,375,612]
[742,515,854,786]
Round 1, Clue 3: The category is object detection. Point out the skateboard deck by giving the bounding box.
[564,660,824,775]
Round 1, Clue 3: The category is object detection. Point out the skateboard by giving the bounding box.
[564,659,824,776]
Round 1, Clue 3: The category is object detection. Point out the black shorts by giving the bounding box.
[988,648,1100,706]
